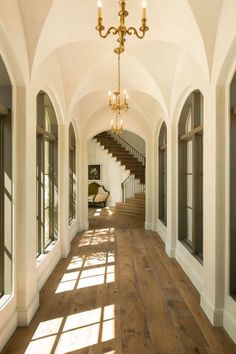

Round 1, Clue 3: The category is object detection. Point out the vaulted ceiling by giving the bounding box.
[0,0,235,135]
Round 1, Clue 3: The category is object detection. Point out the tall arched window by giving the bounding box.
[230,72,236,299]
[0,56,12,297]
[158,122,167,225]
[178,90,203,261]
[69,123,76,224]
[36,92,58,256]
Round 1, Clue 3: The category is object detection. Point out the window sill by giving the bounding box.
[179,239,203,265]
[69,218,76,227]
[36,240,57,266]
[159,218,167,227]
[0,294,12,310]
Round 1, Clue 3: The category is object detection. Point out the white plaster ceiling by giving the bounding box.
[0,0,233,131]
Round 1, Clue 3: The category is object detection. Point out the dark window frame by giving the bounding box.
[69,124,76,225]
[178,91,203,263]
[230,94,236,299]
[0,118,4,296]
[36,96,58,257]
[158,122,167,225]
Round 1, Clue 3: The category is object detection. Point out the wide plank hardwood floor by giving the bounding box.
[2,207,236,353]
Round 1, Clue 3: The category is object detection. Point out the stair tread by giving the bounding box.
[95,132,146,185]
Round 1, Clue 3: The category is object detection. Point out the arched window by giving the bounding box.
[36,92,58,256]
[158,122,167,225]
[69,123,76,224]
[178,90,203,261]
[230,72,236,299]
[0,56,12,298]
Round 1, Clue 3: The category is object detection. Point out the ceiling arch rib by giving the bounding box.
[71,89,164,133]
[186,0,224,76]
[80,105,151,143]
[67,50,168,118]
[17,0,54,73]
[31,0,210,82]
[0,1,30,85]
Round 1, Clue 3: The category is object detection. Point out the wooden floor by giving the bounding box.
[2,208,236,354]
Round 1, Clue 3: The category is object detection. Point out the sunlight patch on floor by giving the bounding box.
[56,246,115,294]
[77,265,115,289]
[78,228,115,247]
[92,207,114,217]
[32,318,64,340]
[25,335,57,354]
[25,305,115,354]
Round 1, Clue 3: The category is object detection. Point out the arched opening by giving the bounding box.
[178,90,203,262]
[0,55,12,298]
[158,121,167,226]
[88,129,146,225]
[69,123,76,225]
[36,91,58,256]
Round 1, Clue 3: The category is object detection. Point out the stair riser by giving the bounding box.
[125,200,145,206]
[116,204,145,212]
[95,132,146,188]
[116,208,145,216]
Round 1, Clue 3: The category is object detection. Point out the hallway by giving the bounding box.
[2,210,236,354]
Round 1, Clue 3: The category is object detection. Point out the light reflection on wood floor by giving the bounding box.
[2,209,236,353]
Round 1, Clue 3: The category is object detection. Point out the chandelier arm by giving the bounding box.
[98,26,119,38]
[126,27,147,39]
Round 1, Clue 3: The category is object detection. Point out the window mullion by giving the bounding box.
[0,119,4,296]
[42,139,46,252]
[192,134,197,253]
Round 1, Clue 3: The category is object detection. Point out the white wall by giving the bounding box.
[119,130,146,156]
[88,139,129,207]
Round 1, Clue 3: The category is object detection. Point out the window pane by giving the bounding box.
[187,174,192,207]
[187,141,192,173]
[187,207,193,244]
[44,140,52,247]
[185,109,192,133]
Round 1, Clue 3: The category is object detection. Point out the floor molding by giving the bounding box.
[0,310,17,352]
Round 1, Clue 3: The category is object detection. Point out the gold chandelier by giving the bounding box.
[109,53,127,134]
[111,112,123,135]
[96,0,148,54]
[108,53,129,114]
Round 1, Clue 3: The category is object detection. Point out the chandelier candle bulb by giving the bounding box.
[141,1,147,19]
[97,0,102,18]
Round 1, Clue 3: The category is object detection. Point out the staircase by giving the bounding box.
[95,131,145,184]
[94,131,145,216]
[116,192,145,218]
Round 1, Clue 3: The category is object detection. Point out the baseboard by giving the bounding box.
[37,245,61,292]
[176,244,203,293]
[156,221,166,243]
[0,309,17,352]
[165,244,175,258]
[81,221,89,230]
[69,220,80,242]
[17,293,39,326]
[145,222,152,230]
[152,223,157,232]
[200,293,223,326]
[224,309,236,343]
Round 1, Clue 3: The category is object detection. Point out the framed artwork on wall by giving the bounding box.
[88,164,101,180]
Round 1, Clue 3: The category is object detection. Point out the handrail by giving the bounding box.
[121,174,145,202]
[109,132,146,166]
